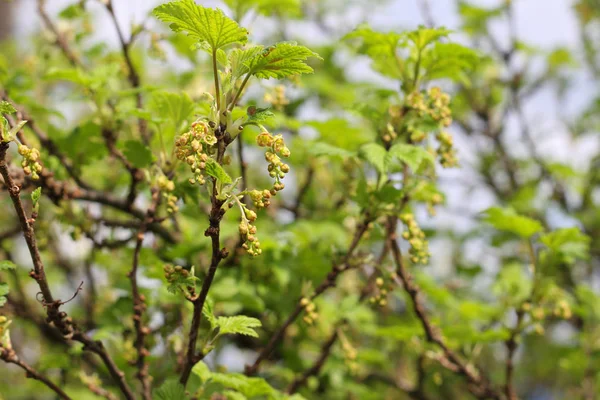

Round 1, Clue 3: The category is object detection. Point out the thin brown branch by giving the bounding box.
[416,0,435,27]
[387,217,500,400]
[104,0,149,145]
[0,91,90,189]
[245,216,372,376]
[504,310,524,400]
[286,329,339,394]
[0,142,136,400]
[286,240,392,393]
[0,346,72,400]
[37,0,81,67]
[179,134,229,386]
[129,188,161,399]
[290,164,314,219]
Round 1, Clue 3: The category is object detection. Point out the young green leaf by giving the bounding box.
[309,142,356,159]
[31,187,42,213]
[244,42,322,79]
[215,315,261,337]
[229,46,264,80]
[153,379,187,400]
[153,0,248,52]
[358,143,387,174]
[0,101,16,115]
[202,299,217,330]
[540,227,590,263]
[0,261,16,271]
[0,283,9,297]
[386,143,435,172]
[122,140,154,168]
[205,158,233,184]
[191,361,212,382]
[482,207,543,239]
[344,25,404,78]
[246,106,274,124]
[407,26,452,50]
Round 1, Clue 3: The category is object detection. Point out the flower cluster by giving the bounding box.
[163,264,197,296]
[238,205,261,256]
[553,299,572,320]
[400,213,430,264]
[427,87,452,127]
[436,131,458,168]
[0,315,11,347]
[164,264,189,281]
[426,193,444,216]
[18,144,42,180]
[263,85,290,111]
[369,276,394,307]
[407,87,452,127]
[248,189,272,209]
[300,297,319,325]
[407,125,426,143]
[175,120,216,185]
[157,175,178,214]
[256,129,290,193]
[339,330,359,374]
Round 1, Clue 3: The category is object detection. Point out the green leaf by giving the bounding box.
[0,283,8,297]
[344,25,404,79]
[210,373,275,398]
[407,26,452,50]
[386,143,434,172]
[223,391,247,400]
[149,91,196,131]
[0,101,16,115]
[153,0,248,52]
[153,379,187,400]
[493,263,532,305]
[246,106,274,124]
[540,227,590,263]
[422,42,480,81]
[229,46,264,80]
[244,42,322,79]
[202,299,217,330]
[458,2,504,35]
[122,140,154,168]
[215,315,261,337]
[204,158,233,184]
[191,361,211,382]
[358,143,387,174]
[0,261,16,271]
[309,142,356,159]
[31,187,42,206]
[482,207,543,239]
[44,67,90,86]
[8,120,28,140]
[31,187,42,213]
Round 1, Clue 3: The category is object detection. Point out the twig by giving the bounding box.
[286,240,391,393]
[104,0,149,145]
[0,142,136,400]
[416,0,435,27]
[387,217,500,400]
[179,132,229,386]
[0,91,90,189]
[290,164,314,219]
[0,346,72,400]
[245,216,372,376]
[37,0,81,67]
[129,187,161,399]
[286,330,339,394]
[504,310,523,400]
